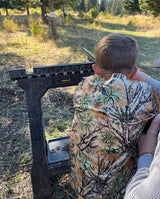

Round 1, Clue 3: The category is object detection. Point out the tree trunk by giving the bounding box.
[89,0,92,9]
[6,7,8,16]
[50,0,57,40]
[26,5,30,15]
[62,2,66,18]
[41,5,49,24]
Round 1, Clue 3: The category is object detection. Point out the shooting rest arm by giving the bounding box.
[9,62,94,87]
[9,62,94,199]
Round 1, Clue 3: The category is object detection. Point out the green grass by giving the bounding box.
[0,10,160,198]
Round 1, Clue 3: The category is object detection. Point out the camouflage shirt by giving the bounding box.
[69,73,159,199]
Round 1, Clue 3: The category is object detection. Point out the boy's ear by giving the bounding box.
[92,64,101,76]
[128,66,138,79]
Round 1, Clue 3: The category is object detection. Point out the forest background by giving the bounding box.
[0,0,160,198]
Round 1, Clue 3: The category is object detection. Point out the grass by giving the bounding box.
[0,9,160,198]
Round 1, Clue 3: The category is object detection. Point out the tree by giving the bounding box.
[77,0,86,11]
[139,0,160,17]
[0,0,13,15]
[123,0,141,14]
[111,0,122,15]
[53,0,79,17]
[39,0,49,24]
[100,0,107,12]
[50,0,57,39]
[11,0,38,15]
[90,0,98,8]
[105,0,113,13]
[84,0,98,11]
[84,0,89,11]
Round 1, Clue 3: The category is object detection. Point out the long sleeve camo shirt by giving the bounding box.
[69,73,159,199]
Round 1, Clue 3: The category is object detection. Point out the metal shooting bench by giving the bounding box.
[9,55,94,198]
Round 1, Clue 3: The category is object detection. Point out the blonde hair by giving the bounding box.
[95,33,138,73]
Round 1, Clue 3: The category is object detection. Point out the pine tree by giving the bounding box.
[139,0,160,17]
[91,0,98,8]
[79,0,85,11]
[105,0,113,14]
[110,0,124,15]
[123,0,141,14]
[85,0,89,11]
[100,0,107,12]
[54,0,79,17]
[84,0,98,11]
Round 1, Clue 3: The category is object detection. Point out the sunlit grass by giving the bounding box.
[0,12,159,81]
[0,12,159,78]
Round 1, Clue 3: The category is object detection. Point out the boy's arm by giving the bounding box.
[129,67,148,82]
[130,59,160,81]
[131,68,160,99]
[130,60,160,99]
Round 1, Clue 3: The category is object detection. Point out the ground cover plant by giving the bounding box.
[0,9,160,199]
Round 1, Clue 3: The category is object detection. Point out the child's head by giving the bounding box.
[95,33,138,75]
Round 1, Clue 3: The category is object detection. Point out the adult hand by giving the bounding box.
[138,114,160,157]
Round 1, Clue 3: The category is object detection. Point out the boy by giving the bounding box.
[69,33,159,199]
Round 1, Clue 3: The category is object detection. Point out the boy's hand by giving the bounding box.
[153,59,160,68]
[138,114,160,157]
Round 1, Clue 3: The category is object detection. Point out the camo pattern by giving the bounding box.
[69,74,159,199]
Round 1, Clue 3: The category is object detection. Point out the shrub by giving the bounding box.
[127,16,138,26]
[93,21,102,28]
[82,8,99,22]
[65,14,73,25]
[89,8,99,19]
[105,13,114,19]
[78,11,85,19]
[55,9,63,16]
[29,17,40,36]
[29,17,48,41]
[11,9,23,15]
[83,12,92,21]
[19,17,29,28]
[30,8,41,15]
[37,28,48,41]
[3,18,19,32]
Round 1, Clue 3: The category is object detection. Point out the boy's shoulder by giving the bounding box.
[114,73,152,89]
[75,73,152,96]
